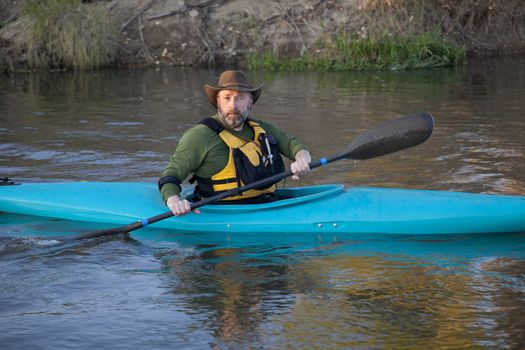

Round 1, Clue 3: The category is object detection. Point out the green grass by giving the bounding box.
[18,0,118,70]
[248,33,467,71]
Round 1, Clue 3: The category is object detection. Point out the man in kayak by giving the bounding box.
[159,70,311,216]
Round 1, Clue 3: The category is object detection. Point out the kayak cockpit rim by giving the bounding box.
[180,184,345,212]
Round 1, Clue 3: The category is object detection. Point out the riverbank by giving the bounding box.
[1,0,524,72]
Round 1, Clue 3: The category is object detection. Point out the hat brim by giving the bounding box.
[204,84,262,108]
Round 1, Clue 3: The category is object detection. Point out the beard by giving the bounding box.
[217,105,251,130]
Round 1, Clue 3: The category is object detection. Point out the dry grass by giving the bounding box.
[17,0,119,70]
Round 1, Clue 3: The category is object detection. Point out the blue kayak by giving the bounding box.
[1,182,525,235]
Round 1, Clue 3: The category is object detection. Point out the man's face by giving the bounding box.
[217,90,253,129]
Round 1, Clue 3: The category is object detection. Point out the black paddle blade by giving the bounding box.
[346,112,434,160]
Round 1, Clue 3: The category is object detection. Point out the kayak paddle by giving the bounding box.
[55,112,434,241]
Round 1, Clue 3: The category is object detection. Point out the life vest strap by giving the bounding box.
[194,175,238,185]
[198,117,224,133]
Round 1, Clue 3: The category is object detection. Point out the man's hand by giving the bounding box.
[166,195,201,216]
[291,149,311,180]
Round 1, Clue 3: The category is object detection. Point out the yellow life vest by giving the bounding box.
[195,118,284,201]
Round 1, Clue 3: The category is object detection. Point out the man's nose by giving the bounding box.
[231,97,241,108]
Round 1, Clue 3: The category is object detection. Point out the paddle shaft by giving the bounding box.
[59,112,434,241]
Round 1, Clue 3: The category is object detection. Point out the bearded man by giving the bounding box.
[159,70,311,216]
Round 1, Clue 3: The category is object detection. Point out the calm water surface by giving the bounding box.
[1,58,525,349]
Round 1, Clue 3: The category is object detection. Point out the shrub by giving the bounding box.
[18,0,118,70]
[248,33,467,71]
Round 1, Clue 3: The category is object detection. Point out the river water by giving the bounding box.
[1,58,525,349]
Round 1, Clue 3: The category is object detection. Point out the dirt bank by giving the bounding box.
[1,0,524,70]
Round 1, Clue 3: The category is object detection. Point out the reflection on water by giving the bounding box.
[1,213,525,349]
[1,58,525,349]
[154,232,525,350]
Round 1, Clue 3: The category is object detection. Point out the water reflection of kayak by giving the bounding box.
[1,182,525,235]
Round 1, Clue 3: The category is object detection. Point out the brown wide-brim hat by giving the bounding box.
[204,70,262,108]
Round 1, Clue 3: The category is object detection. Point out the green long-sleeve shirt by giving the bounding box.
[160,115,309,201]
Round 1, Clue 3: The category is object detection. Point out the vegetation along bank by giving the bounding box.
[1,0,524,72]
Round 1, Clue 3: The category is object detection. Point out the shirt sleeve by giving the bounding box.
[159,126,209,201]
[256,119,310,160]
